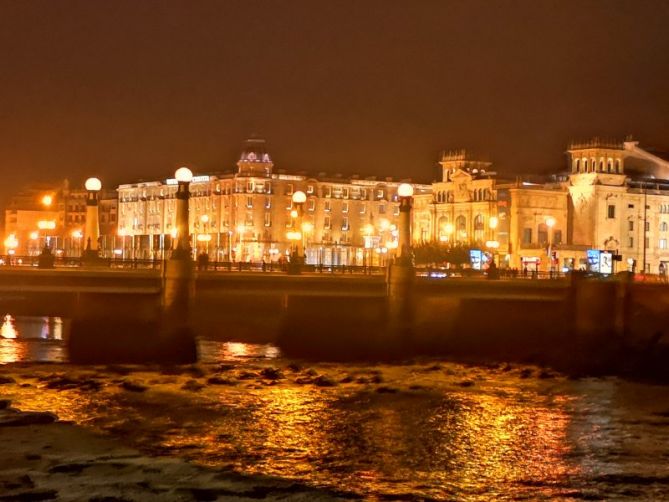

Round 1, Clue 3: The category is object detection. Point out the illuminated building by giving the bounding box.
[3,180,117,257]
[414,138,669,274]
[117,137,431,265]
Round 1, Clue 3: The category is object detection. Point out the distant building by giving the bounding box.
[3,180,117,257]
[116,137,431,265]
[413,138,669,274]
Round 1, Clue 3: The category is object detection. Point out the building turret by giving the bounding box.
[237,137,273,177]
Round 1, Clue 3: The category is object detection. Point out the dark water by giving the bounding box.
[2,316,669,500]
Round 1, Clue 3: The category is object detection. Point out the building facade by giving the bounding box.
[3,180,117,258]
[413,139,669,274]
[117,138,431,266]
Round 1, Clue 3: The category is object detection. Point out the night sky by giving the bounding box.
[2,0,669,199]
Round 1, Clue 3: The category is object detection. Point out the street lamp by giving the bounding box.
[396,183,414,265]
[288,190,306,274]
[173,167,193,259]
[41,194,53,208]
[546,216,556,276]
[82,177,102,263]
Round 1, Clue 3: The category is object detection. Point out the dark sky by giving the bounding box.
[2,0,669,197]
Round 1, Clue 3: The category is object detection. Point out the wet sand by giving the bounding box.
[0,400,350,501]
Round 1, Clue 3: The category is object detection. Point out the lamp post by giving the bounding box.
[387,182,415,354]
[546,216,556,277]
[288,190,306,274]
[173,167,193,259]
[82,177,102,264]
[396,183,414,265]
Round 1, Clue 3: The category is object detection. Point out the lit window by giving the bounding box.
[324,200,331,212]
[308,199,315,211]
[307,185,314,194]
[264,213,271,227]
[247,197,253,209]
[342,217,349,230]
[342,202,349,213]
[660,239,668,249]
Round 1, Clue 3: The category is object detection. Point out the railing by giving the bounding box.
[0,255,386,275]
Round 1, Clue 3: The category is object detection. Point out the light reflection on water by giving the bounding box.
[2,331,669,499]
[0,315,66,364]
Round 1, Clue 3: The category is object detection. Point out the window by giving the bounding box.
[607,205,616,219]
[360,205,366,215]
[628,204,634,209]
[324,186,332,198]
[265,197,271,209]
[285,184,293,196]
[553,230,562,245]
[629,221,634,231]
[379,204,386,214]
[661,222,668,232]
[645,221,650,232]
[522,228,532,244]
[537,223,548,245]
[343,188,349,198]
[308,199,315,211]
[324,216,331,230]
[342,202,349,213]
[377,189,384,199]
[660,239,667,250]
[307,185,314,194]
[342,217,349,230]
[324,200,331,212]
[628,237,634,248]
[247,181,254,192]
[264,212,271,227]
[246,196,253,209]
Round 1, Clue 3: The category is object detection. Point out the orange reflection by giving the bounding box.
[1,315,17,339]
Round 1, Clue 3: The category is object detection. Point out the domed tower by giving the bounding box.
[237,137,273,178]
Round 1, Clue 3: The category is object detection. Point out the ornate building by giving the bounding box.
[117,137,431,265]
[414,138,669,274]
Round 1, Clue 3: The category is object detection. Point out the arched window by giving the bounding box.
[474,214,485,241]
[583,159,589,171]
[574,159,580,172]
[661,222,668,232]
[599,159,604,172]
[607,159,613,172]
[455,215,467,241]
[438,216,450,241]
[616,159,621,173]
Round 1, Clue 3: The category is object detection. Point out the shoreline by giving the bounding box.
[0,400,352,501]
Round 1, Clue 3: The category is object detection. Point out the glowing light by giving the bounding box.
[489,216,499,229]
[117,228,127,237]
[197,234,212,242]
[41,194,53,207]
[71,230,83,239]
[174,166,193,183]
[170,228,178,238]
[286,231,302,241]
[290,209,299,218]
[379,219,390,231]
[363,224,375,236]
[546,216,556,228]
[37,220,56,230]
[84,177,102,191]
[236,224,247,234]
[302,221,314,232]
[4,234,18,250]
[292,191,307,204]
[444,223,455,235]
[486,240,500,249]
[1,315,17,339]
[397,183,414,198]
[200,214,209,223]
[29,231,39,240]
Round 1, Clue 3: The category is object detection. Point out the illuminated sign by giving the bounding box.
[586,249,600,273]
[600,251,613,274]
[470,249,483,270]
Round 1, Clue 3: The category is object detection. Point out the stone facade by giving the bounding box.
[117,138,431,265]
